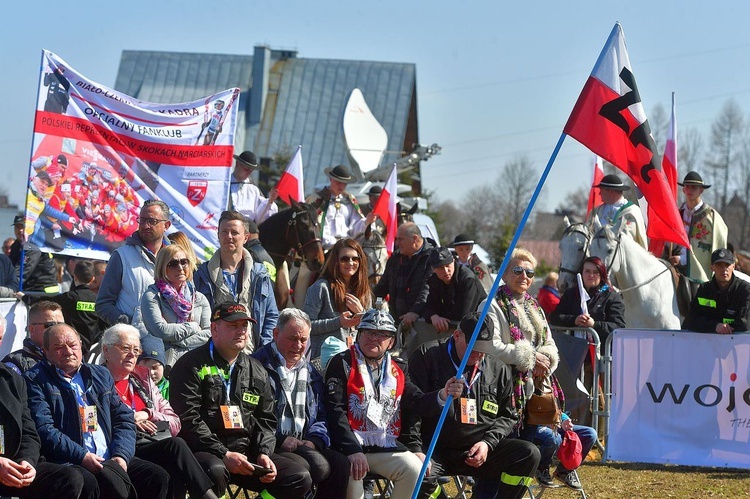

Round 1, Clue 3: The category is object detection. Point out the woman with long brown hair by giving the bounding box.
[303,238,371,358]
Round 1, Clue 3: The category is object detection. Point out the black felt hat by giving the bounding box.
[678,171,711,189]
[324,165,354,183]
[233,151,258,168]
[594,174,630,191]
[450,234,475,246]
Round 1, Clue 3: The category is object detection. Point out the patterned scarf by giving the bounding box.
[346,345,404,448]
[156,279,193,323]
[496,285,564,416]
[272,343,308,439]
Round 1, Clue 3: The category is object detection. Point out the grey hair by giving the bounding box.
[142,199,170,219]
[277,308,311,332]
[101,324,141,347]
[399,222,422,239]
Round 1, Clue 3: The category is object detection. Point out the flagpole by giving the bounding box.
[410,132,567,499]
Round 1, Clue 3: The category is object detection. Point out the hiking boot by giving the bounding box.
[536,467,555,487]
[554,468,582,490]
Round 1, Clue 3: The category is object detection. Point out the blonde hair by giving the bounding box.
[510,248,537,268]
[167,231,199,270]
[155,244,194,282]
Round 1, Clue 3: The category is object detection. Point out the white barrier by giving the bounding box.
[0,299,28,360]
[607,329,750,468]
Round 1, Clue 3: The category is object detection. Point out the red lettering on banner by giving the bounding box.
[34,111,232,167]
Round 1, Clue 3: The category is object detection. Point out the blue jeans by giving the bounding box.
[520,424,597,470]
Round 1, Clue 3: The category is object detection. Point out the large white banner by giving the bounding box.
[27,50,240,261]
[609,329,750,468]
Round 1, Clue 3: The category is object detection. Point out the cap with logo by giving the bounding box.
[711,248,734,265]
[138,334,167,366]
[211,301,257,323]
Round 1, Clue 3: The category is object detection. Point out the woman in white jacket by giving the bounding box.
[140,244,211,368]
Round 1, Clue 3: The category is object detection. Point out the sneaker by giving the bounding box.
[536,467,555,487]
[554,468,582,490]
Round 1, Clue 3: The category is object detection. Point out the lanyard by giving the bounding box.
[209,340,236,403]
[447,340,482,395]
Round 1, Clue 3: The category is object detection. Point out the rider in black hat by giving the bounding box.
[450,234,493,292]
[587,173,647,250]
[664,171,728,281]
[229,151,279,223]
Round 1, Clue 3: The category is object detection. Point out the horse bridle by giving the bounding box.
[559,223,591,277]
[592,227,624,284]
[286,209,322,255]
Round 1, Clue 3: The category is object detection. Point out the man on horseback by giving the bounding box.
[306,165,377,252]
[450,234,493,292]
[588,174,647,250]
[228,151,279,224]
[683,248,750,334]
[664,172,728,282]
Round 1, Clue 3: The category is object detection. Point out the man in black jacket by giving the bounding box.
[3,300,64,374]
[0,363,91,498]
[683,248,750,334]
[9,215,59,294]
[169,301,311,498]
[373,223,436,326]
[408,312,540,499]
[422,247,487,332]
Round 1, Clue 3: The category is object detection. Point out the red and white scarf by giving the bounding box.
[346,345,404,448]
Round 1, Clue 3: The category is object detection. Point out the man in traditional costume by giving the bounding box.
[587,174,647,250]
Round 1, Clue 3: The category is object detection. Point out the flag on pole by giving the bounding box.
[576,273,590,315]
[649,93,678,255]
[372,164,398,253]
[563,23,688,248]
[586,156,604,216]
[275,145,305,205]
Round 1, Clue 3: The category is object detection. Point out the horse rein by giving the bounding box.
[559,223,591,276]
[593,228,669,294]
[287,209,322,254]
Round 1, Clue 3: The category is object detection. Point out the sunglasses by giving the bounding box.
[138,217,168,227]
[362,330,395,340]
[30,321,65,329]
[339,255,361,263]
[167,258,190,269]
[511,266,535,278]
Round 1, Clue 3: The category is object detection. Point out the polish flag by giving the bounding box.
[372,164,398,253]
[564,23,688,247]
[586,156,604,216]
[275,145,305,205]
[649,93,678,255]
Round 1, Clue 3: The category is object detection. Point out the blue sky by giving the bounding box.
[3,1,750,219]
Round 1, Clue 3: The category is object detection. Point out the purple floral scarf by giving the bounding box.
[156,279,194,323]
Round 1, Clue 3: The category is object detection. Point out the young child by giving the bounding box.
[137,334,169,400]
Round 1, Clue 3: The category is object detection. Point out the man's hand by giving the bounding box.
[668,255,681,266]
[440,376,464,402]
[575,314,594,328]
[268,188,279,203]
[348,452,369,481]
[365,212,378,226]
[400,312,419,327]
[300,440,316,449]
[464,441,489,468]
[280,436,301,452]
[716,322,734,335]
[0,457,32,488]
[223,451,255,475]
[430,315,450,332]
[81,452,105,473]
[257,454,277,484]
[112,457,127,472]
[414,452,432,476]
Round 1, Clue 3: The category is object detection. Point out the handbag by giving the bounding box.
[524,377,562,426]
[557,429,583,470]
[135,420,171,447]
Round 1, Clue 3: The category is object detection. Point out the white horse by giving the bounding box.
[588,217,681,329]
[356,226,388,287]
[558,216,590,295]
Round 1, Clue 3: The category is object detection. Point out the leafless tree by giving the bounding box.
[556,184,590,221]
[678,127,704,176]
[706,99,744,211]
[649,103,669,157]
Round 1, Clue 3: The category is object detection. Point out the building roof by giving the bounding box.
[114,47,418,194]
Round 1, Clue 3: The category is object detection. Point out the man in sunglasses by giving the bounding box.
[96,200,171,327]
[3,301,64,374]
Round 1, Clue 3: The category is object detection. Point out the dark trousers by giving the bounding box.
[136,436,214,498]
[77,457,170,499]
[278,445,349,498]
[195,451,311,499]
[422,439,540,499]
[0,461,93,499]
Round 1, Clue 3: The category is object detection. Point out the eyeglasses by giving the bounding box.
[137,217,168,227]
[339,255,361,263]
[362,330,395,340]
[30,321,64,329]
[114,344,141,356]
[511,266,535,278]
[167,258,190,269]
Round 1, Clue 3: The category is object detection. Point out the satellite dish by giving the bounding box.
[343,88,387,175]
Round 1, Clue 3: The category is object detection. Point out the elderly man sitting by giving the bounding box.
[253,308,350,497]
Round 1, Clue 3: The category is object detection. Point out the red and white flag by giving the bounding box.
[564,23,688,247]
[276,145,305,205]
[372,164,398,253]
[649,93,678,255]
[586,155,604,216]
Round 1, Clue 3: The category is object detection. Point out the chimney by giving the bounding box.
[249,45,271,126]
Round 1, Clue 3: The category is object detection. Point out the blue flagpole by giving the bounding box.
[410,132,567,499]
